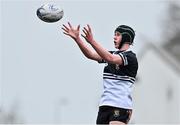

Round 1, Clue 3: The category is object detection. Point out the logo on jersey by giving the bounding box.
[115,64,120,70]
[114,110,120,117]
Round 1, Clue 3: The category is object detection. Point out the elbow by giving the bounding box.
[87,56,92,60]
[86,54,94,60]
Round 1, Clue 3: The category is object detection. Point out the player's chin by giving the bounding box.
[114,45,118,49]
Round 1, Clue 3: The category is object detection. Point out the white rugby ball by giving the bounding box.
[37,3,64,23]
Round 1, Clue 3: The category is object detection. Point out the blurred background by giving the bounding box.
[0,0,180,124]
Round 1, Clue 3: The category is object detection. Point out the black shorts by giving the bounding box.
[96,106,132,124]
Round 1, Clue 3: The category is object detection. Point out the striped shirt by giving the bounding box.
[98,50,138,109]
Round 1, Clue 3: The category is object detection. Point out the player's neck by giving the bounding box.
[119,44,130,51]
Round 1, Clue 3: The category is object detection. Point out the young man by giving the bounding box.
[62,22,138,125]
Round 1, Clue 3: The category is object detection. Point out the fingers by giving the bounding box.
[77,24,80,31]
[81,34,88,42]
[83,26,89,34]
[81,24,93,40]
[61,23,71,36]
[62,32,69,36]
[82,28,87,38]
[62,24,69,30]
[61,23,92,40]
[82,24,92,35]
[87,24,91,32]
[62,26,68,33]
[61,22,73,31]
[62,22,80,31]
[61,24,69,34]
[81,34,86,39]
[62,23,91,30]
[68,22,72,29]
[82,28,88,36]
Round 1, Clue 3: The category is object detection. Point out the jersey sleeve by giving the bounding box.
[118,51,136,66]
[118,52,128,66]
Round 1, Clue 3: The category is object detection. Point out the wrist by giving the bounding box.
[74,36,81,42]
[89,39,96,45]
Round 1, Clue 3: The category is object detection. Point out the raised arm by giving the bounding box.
[62,22,102,62]
[81,24,123,65]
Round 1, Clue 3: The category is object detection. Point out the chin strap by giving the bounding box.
[118,33,132,49]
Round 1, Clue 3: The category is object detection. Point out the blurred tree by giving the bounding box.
[0,102,24,123]
[162,1,180,62]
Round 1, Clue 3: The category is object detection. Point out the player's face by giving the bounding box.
[114,31,122,49]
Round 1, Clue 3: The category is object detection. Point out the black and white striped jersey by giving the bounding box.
[98,50,138,109]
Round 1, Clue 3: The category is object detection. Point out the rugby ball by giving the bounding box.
[36,3,64,23]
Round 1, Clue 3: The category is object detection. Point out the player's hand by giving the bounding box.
[81,24,95,44]
[62,22,80,41]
